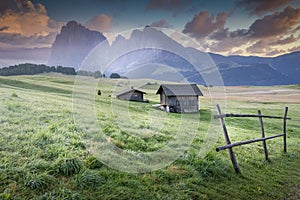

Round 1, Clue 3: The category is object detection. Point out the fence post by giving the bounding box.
[258,110,269,161]
[216,104,241,174]
[283,107,288,153]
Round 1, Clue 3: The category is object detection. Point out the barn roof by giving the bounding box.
[156,84,203,96]
[116,88,146,97]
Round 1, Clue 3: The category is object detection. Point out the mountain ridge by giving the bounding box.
[49,21,300,86]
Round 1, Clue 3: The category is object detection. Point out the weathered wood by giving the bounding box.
[214,113,291,120]
[216,104,241,174]
[216,133,285,152]
[258,110,269,161]
[283,107,288,153]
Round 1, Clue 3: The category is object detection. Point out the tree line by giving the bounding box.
[0,63,124,79]
[0,63,76,76]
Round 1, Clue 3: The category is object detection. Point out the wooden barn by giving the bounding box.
[156,84,203,113]
[116,88,147,102]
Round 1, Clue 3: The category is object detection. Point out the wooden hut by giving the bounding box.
[116,88,147,102]
[156,84,203,113]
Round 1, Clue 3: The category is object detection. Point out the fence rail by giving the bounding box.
[214,104,290,174]
[214,113,291,120]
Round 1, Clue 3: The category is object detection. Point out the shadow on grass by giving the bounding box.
[0,78,72,94]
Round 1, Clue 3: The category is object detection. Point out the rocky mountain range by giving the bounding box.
[49,21,300,86]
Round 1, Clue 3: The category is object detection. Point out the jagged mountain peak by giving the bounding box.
[48,21,300,86]
[48,20,107,68]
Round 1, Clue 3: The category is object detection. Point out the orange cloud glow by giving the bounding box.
[85,14,112,33]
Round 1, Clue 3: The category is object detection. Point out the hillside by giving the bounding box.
[0,74,300,199]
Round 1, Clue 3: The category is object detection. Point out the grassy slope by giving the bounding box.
[0,73,299,199]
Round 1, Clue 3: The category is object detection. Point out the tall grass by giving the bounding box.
[0,74,299,199]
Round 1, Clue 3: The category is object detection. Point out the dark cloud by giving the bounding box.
[150,19,171,28]
[202,5,300,55]
[209,28,229,40]
[0,0,18,14]
[145,0,193,16]
[210,28,249,41]
[0,0,46,14]
[0,32,35,46]
[0,47,51,66]
[0,26,9,31]
[0,32,56,47]
[247,6,300,38]
[182,11,227,39]
[235,0,294,15]
[180,4,300,56]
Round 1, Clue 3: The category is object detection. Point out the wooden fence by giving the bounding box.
[214,104,291,174]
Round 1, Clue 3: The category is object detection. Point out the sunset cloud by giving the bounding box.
[0,0,299,61]
[270,35,299,45]
[0,0,61,49]
[150,19,171,28]
[183,5,300,56]
[288,45,300,52]
[0,0,61,37]
[247,6,300,38]
[85,14,112,33]
[182,11,227,39]
[235,0,294,15]
[265,49,286,56]
[246,40,270,54]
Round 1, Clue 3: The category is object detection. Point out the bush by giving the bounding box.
[54,157,82,176]
[75,169,104,188]
[109,73,121,78]
[37,188,81,200]
[11,93,18,97]
[24,172,55,190]
[84,156,103,169]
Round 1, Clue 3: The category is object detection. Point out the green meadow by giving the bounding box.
[0,73,299,199]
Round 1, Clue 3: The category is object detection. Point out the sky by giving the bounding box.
[0,0,300,66]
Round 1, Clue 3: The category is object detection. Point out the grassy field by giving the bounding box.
[0,73,299,199]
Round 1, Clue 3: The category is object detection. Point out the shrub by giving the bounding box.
[11,93,18,97]
[84,156,103,169]
[54,157,82,176]
[37,188,81,200]
[75,169,104,189]
[24,172,55,190]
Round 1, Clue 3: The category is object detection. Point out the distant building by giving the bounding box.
[156,84,203,113]
[116,88,147,102]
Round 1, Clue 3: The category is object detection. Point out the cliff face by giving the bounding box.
[48,21,106,68]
